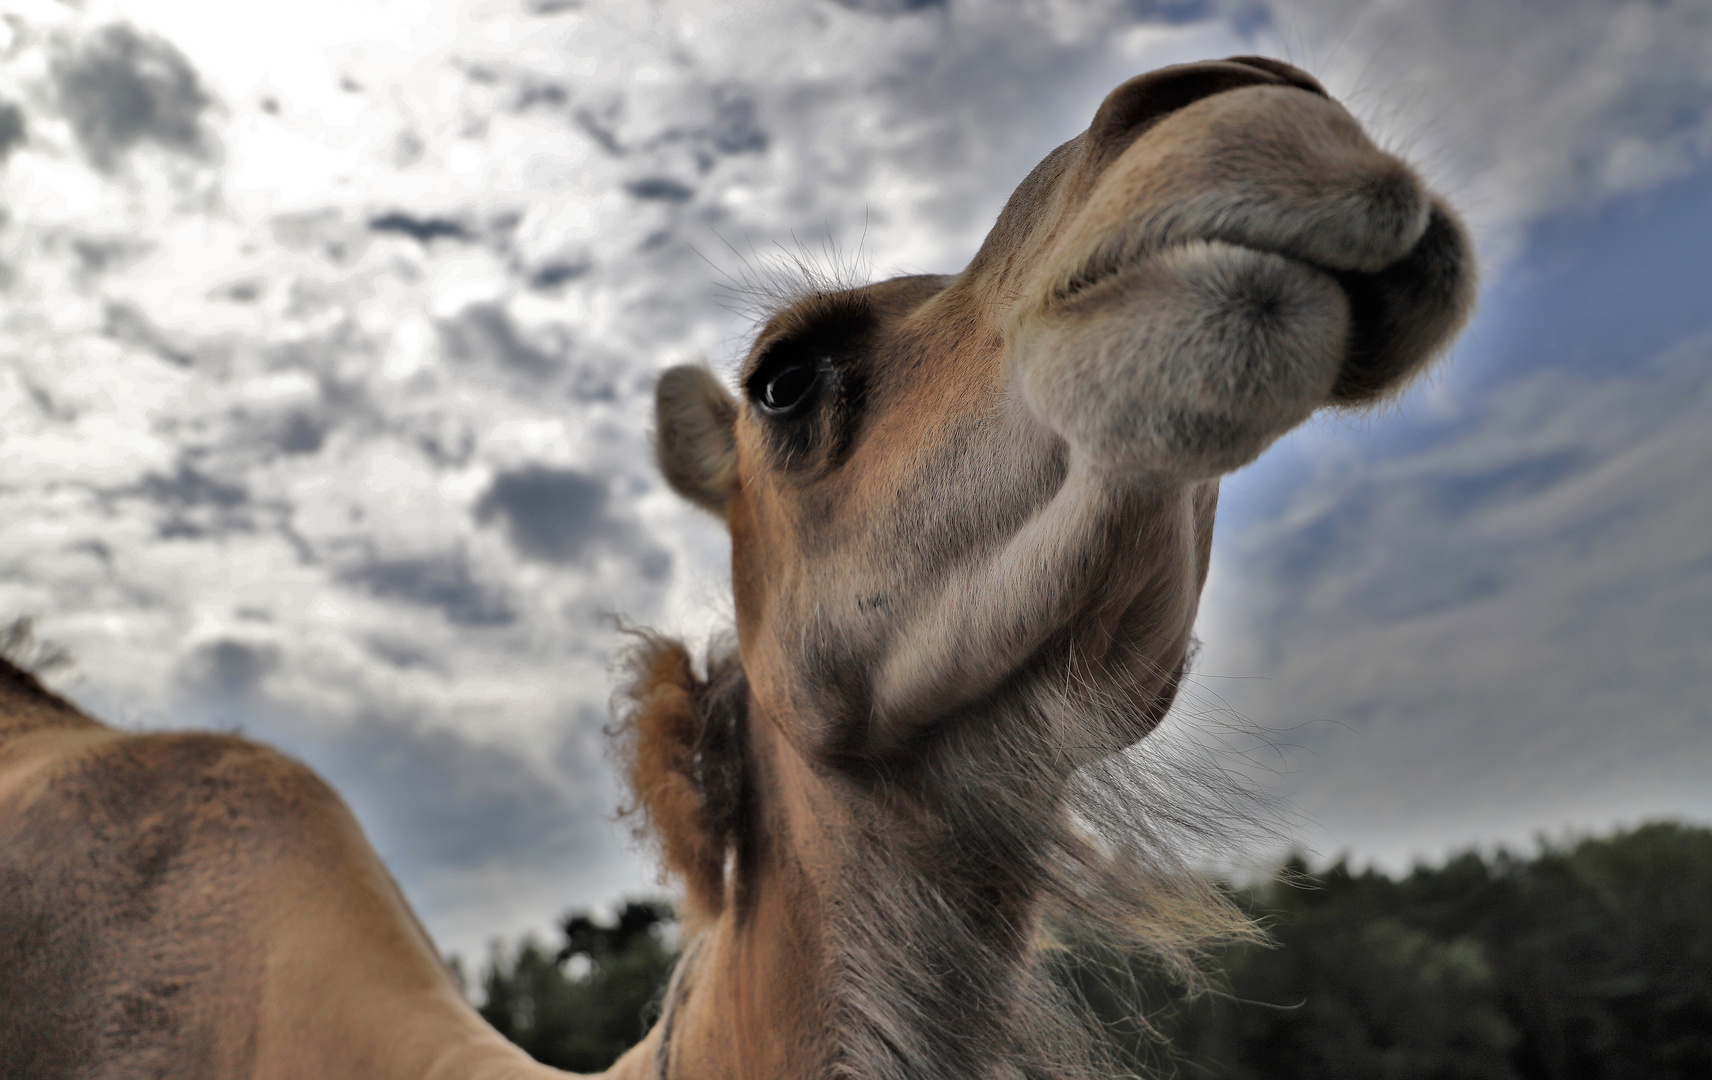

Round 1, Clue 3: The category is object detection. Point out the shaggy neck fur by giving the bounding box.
[616,634,1244,1080]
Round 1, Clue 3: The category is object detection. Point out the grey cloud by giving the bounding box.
[473,466,671,579]
[0,102,24,161]
[510,78,570,113]
[365,635,444,672]
[74,238,151,279]
[574,107,623,155]
[236,700,615,887]
[130,463,254,539]
[1251,448,1590,624]
[404,422,478,469]
[219,402,332,460]
[439,303,564,376]
[178,639,278,703]
[104,301,193,367]
[345,554,516,627]
[369,212,473,244]
[1125,0,1218,24]
[476,466,610,564]
[709,88,768,155]
[1416,451,1585,520]
[489,65,763,169]
[528,261,589,290]
[51,24,213,171]
[625,177,695,203]
[631,542,672,583]
[270,207,359,255]
[277,413,327,455]
[138,464,248,509]
[306,715,587,873]
[828,0,946,15]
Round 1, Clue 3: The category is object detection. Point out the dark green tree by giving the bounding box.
[1128,823,1712,1080]
[477,899,678,1072]
[1164,859,1520,1080]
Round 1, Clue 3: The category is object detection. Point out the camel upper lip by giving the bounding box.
[1049,233,1348,307]
[1047,186,1433,309]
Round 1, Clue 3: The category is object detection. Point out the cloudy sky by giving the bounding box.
[1,0,1708,963]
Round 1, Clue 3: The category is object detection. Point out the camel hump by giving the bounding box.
[0,729,355,1078]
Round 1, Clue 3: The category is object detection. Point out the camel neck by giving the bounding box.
[658,703,1053,1080]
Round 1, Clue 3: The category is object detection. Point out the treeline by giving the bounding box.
[473,822,1712,1077]
[1071,820,1712,1078]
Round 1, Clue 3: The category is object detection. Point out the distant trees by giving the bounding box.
[475,899,677,1072]
[475,824,1712,1077]
[1082,821,1712,1079]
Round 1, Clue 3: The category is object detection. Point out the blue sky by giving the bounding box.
[0,0,1708,961]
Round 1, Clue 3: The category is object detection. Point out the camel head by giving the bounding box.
[654,56,1471,771]
[636,57,1474,1078]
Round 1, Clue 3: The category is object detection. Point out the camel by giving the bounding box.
[0,57,1473,1080]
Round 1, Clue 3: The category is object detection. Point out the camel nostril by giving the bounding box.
[1084,58,1321,173]
[1223,56,1328,97]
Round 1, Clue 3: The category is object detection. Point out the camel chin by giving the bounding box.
[1011,238,1351,478]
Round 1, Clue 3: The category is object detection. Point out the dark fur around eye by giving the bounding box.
[743,293,876,467]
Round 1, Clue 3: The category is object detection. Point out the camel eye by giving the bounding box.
[756,360,821,414]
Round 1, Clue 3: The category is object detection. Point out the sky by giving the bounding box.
[0,0,1708,964]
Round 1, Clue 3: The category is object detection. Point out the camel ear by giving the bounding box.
[655,366,739,514]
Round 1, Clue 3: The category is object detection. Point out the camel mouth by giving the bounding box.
[1048,233,1345,311]
[1045,174,1439,322]
[1044,221,1445,363]
[1054,219,1390,302]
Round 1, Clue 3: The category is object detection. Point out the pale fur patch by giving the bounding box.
[1013,240,1348,479]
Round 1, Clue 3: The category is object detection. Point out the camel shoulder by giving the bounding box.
[0,725,373,1079]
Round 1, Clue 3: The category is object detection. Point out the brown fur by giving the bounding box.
[0,655,587,1080]
[611,634,747,924]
